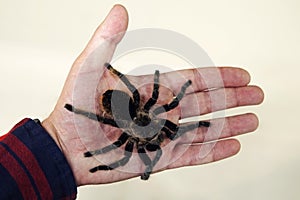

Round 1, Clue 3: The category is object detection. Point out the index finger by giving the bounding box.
[158,67,251,93]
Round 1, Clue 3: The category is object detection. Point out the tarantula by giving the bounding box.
[64,63,210,180]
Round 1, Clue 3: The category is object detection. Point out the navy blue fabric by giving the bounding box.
[15,119,77,199]
[0,119,77,199]
[0,163,24,200]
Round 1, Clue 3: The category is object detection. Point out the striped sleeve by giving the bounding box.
[0,118,77,200]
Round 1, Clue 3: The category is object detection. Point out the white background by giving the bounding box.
[0,0,299,199]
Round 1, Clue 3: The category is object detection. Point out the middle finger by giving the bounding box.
[179,85,264,118]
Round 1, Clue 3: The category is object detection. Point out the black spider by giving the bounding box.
[64,63,210,180]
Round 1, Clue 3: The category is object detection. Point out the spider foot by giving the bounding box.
[64,103,74,112]
[84,151,93,157]
[141,172,151,180]
[199,121,210,127]
[89,165,113,173]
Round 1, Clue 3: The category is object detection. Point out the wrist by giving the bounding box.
[41,117,63,151]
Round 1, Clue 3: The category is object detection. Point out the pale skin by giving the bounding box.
[41,5,264,186]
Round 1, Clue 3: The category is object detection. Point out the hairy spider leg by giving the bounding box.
[138,145,162,180]
[105,63,140,109]
[162,120,210,141]
[164,119,179,131]
[143,70,160,111]
[137,146,151,179]
[145,145,162,180]
[64,104,119,127]
[172,121,210,140]
[84,132,130,157]
[153,80,192,115]
[89,140,134,173]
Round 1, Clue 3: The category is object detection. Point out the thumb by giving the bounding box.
[83,4,129,56]
[57,5,128,106]
[69,4,128,76]
[79,4,128,58]
[94,4,129,42]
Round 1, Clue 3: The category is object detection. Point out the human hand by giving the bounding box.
[41,5,264,186]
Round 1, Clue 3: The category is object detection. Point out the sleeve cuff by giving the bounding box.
[3,118,77,199]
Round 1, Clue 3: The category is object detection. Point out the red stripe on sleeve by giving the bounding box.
[2,134,53,200]
[0,145,37,200]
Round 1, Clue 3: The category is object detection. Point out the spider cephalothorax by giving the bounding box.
[65,63,210,180]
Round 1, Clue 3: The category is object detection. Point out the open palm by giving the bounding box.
[41,5,264,186]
